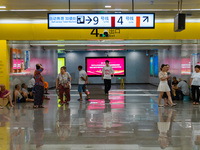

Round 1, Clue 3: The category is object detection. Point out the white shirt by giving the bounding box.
[177,81,189,95]
[27,78,35,88]
[79,70,87,85]
[22,88,28,93]
[191,72,200,86]
[102,66,114,80]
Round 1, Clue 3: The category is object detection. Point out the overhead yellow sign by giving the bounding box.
[0,23,199,40]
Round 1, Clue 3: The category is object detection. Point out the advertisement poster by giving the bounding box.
[154,55,158,76]
[86,57,125,76]
[150,56,154,76]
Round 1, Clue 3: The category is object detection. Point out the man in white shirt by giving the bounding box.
[27,76,35,92]
[78,65,90,101]
[102,60,115,96]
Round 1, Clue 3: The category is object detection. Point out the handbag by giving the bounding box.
[64,83,69,89]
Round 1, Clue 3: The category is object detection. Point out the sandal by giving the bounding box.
[59,101,63,104]
[33,105,38,109]
[193,102,196,105]
[38,105,45,108]
[170,103,177,107]
[158,105,164,107]
[196,103,199,105]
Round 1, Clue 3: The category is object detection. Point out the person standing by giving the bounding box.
[162,64,172,106]
[190,65,200,105]
[157,64,176,107]
[102,60,115,96]
[27,76,35,92]
[56,66,71,104]
[33,64,44,108]
[78,65,90,101]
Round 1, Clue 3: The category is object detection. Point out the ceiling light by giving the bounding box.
[87,44,124,47]
[51,9,69,11]
[0,6,6,8]
[10,9,48,11]
[51,9,89,11]
[57,45,65,47]
[87,49,124,51]
[105,5,111,8]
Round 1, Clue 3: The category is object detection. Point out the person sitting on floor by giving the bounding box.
[173,80,189,100]
[14,84,34,103]
[21,83,34,99]
[0,84,14,108]
[178,78,182,83]
[172,77,179,86]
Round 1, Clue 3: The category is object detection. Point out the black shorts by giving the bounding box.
[18,97,26,103]
[28,88,33,92]
[28,94,34,99]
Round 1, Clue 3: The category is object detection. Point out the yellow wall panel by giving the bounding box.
[0,40,9,89]
[0,23,200,40]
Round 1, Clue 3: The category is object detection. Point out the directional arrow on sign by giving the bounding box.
[143,16,149,22]
[86,16,92,24]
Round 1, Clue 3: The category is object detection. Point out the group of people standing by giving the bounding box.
[158,64,200,107]
[55,60,114,104]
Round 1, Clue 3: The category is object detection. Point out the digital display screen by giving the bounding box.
[150,56,154,76]
[13,59,17,69]
[13,59,21,69]
[154,55,158,76]
[17,59,21,69]
[86,57,125,76]
[48,13,155,29]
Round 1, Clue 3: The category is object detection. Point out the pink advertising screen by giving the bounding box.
[13,59,17,69]
[86,57,126,76]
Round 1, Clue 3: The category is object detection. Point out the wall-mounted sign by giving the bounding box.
[48,13,155,29]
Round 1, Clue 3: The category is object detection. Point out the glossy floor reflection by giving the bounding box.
[1,84,200,150]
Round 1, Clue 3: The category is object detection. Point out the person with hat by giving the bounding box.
[102,60,115,96]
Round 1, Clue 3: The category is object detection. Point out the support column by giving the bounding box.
[0,40,9,89]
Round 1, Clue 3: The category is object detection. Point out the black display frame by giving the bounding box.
[48,13,155,29]
[85,57,126,77]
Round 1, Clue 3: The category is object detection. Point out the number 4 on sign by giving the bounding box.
[117,16,123,25]
[91,29,99,37]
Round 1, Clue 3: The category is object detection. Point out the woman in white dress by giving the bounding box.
[158,64,176,107]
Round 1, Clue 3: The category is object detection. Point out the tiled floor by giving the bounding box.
[0,84,199,150]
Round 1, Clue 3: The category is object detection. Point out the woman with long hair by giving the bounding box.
[158,64,176,107]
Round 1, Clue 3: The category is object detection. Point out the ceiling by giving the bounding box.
[0,0,200,19]
[9,40,200,52]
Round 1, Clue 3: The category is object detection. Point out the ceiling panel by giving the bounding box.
[0,0,199,19]
[0,0,199,9]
